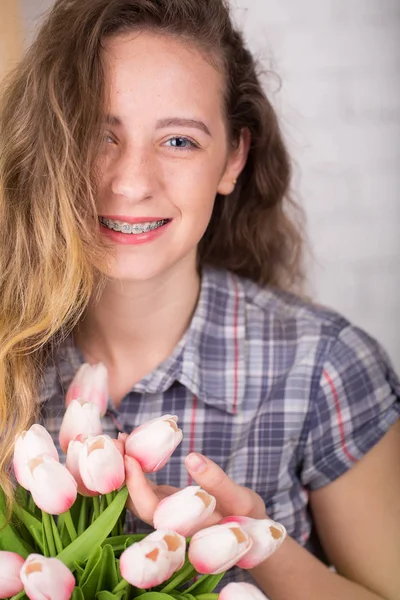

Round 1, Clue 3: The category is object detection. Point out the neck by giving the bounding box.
[74,258,201,370]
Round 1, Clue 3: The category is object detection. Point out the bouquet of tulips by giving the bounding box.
[0,364,286,600]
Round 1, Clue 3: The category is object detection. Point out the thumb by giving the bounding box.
[184,453,264,518]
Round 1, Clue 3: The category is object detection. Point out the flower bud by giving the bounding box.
[125,414,183,472]
[66,438,98,497]
[153,486,216,536]
[25,455,77,514]
[0,551,24,598]
[66,363,108,416]
[120,530,186,588]
[78,435,125,494]
[20,554,75,600]
[220,516,286,568]
[219,582,268,599]
[188,522,251,574]
[59,399,102,454]
[13,425,59,490]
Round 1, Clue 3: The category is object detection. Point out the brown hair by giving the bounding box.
[0,0,304,506]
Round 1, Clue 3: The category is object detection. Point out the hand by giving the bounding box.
[124,451,268,528]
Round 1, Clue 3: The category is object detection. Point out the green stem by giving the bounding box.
[92,495,101,520]
[78,495,88,536]
[10,592,26,600]
[51,516,64,554]
[64,509,77,542]
[161,561,197,593]
[196,595,219,600]
[112,578,131,594]
[42,511,56,556]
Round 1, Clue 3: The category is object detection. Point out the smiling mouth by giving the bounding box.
[99,217,170,234]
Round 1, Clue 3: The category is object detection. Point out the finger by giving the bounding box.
[124,455,159,524]
[184,453,266,519]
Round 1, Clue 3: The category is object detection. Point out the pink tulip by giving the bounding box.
[188,522,252,574]
[24,455,77,514]
[66,363,108,416]
[219,582,268,599]
[220,516,286,568]
[146,529,186,571]
[153,486,216,536]
[13,425,59,490]
[59,399,102,453]
[78,434,125,494]
[0,552,24,598]
[120,530,185,588]
[20,554,75,600]
[66,439,98,497]
[125,414,183,472]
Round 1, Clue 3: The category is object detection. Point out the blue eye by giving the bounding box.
[103,133,116,144]
[165,137,198,150]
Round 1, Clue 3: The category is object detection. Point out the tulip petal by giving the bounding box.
[66,440,98,497]
[28,456,78,515]
[189,522,251,574]
[13,425,59,491]
[78,435,125,494]
[220,516,286,569]
[125,415,183,472]
[59,400,102,454]
[120,540,174,588]
[0,551,24,598]
[219,582,268,599]
[146,529,186,571]
[153,486,216,536]
[66,363,108,416]
[20,554,75,600]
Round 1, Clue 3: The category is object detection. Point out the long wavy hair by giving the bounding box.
[0,0,304,506]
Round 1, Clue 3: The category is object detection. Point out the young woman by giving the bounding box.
[0,1,399,598]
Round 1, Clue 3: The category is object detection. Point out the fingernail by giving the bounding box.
[186,452,207,474]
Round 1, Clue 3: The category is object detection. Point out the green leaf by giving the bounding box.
[71,588,85,600]
[80,546,102,599]
[185,573,226,595]
[102,533,147,553]
[96,592,125,600]
[0,489,33,557]
[69,492,83,529]
[73,561,86,584]
[29,524,45,553]
[97,544,119,592]
[12,503,43,542]
[0,517,33,557]
[56,487,128,568]
[138,594,177,599]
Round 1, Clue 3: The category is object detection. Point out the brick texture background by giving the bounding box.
[20,0,400,370]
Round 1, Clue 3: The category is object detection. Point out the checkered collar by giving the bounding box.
[41,267,247,415]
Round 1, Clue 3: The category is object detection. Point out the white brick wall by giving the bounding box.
[233,0,400,371]
[20,0,400,370]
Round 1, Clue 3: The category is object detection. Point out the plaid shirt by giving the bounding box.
[39,266,400,589]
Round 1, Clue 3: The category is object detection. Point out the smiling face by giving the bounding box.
[96,30,248,283]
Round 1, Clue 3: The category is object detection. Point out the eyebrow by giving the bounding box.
[103,115,211,136]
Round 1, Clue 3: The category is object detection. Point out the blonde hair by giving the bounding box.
[0,0,305,508]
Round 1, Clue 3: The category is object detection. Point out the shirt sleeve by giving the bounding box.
[301,324,400,490]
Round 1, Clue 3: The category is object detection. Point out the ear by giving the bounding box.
[217,128,251,196]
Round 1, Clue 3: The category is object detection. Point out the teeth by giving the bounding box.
[99,217,168,234]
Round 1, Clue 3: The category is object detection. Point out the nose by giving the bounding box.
[109,143,156,203]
